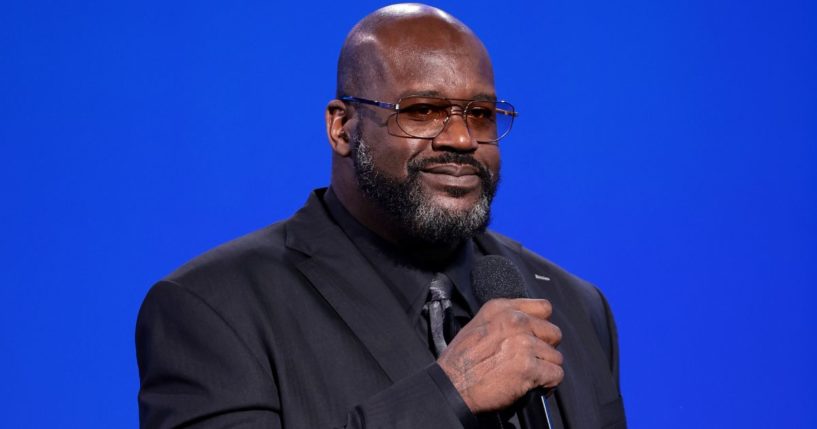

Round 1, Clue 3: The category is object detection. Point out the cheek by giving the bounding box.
[366,134,426,178]
[374,149,409,177]
[478,146,501,177]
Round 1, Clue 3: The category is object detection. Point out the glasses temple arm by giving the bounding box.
[339,96,398,111]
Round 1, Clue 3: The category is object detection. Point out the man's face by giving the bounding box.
[348,35,501,245]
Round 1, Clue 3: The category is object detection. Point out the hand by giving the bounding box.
[436,298,563,413]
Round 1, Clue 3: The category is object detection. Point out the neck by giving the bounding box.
[329,184,463,264]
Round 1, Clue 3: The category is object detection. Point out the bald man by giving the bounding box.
[137,4,626,429]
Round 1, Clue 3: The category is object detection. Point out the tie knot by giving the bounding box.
[427,272,454,302]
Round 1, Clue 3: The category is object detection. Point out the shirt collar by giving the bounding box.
[322,187,480,316]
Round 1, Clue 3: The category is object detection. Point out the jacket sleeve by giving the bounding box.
[136,281,282,428]
[596,287,622,395]
[136,281,473,429]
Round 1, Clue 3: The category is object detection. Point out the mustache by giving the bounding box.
[408,153,492,180]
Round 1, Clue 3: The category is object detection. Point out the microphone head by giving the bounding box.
[471,255,528,305]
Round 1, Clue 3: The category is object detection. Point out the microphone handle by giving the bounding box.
[516,388,554,429]
[537,388,554,429]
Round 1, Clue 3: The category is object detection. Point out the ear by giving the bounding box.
[326,99,353,157]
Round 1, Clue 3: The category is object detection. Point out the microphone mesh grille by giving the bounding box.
[471,255,527,305]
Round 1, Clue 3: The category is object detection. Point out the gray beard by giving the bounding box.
[351,135,499,246]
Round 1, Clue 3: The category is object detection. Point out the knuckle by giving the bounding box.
[522,355,538,376]
[507,311,527,327]
[516,334,533,349]
[499,336,515,354]
[544,363,564,388]
[554,364,565,383]
[459,320,489,341]
[540,299,553,317]
[552,324,563,345]
[552,349,564,366]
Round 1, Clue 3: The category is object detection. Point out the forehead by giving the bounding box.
[386,49,495,100]
[366,23,496,101]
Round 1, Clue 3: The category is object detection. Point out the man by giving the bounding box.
[136,4,625,428]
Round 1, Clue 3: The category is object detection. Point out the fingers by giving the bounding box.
[481,298,552,320]
[511,298,553,320]
[507,333,563,369]
[439,331,565,412]
[527,315,562,346]
[479,299,561,346]
[438,298,566,413]
[516,335,564,389]
[532,357,565,389]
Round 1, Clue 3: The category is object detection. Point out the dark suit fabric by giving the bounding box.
[136,189,626,428]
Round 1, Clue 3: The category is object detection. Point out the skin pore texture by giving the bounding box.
[324,3,564,414]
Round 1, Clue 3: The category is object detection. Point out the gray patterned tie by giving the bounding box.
[423,273,454,357]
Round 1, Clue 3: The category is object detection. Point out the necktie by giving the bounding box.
[423,273,455,357]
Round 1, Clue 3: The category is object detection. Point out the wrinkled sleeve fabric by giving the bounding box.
[342,363,475,429]
[136,281,471,428]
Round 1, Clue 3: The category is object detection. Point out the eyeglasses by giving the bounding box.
[340,95,518,143]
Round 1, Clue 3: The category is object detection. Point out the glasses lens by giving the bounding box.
[395,97,449,138]
[466,101,515,142]
[395,97,516,142]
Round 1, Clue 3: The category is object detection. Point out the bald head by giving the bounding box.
[336,3,494,99]
[325,4,502,247]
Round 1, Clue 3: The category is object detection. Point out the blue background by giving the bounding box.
[2,0,815,427]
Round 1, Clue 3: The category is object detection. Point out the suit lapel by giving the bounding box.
[284,191,434,384]
[475,234,602,429]
[283,192,607,427]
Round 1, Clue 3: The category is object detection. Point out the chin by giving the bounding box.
[423,184,477,206]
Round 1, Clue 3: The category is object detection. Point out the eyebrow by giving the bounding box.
[470,93,498,102]
[398,90,498,102]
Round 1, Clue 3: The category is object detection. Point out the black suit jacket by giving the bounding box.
[136,189,626,428]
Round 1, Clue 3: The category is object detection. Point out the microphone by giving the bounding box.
[472,255,528,303]
[471,255,555,429]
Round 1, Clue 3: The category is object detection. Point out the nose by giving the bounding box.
[431,110,479,152]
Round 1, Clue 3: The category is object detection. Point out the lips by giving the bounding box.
[421,163,480,177]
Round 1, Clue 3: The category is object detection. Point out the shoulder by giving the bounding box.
[166,221,289,287]
[142,218,307,318]
[482,230,605,305]
[141,189,333,323]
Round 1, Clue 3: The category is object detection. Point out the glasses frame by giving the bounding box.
[340,95,518,143]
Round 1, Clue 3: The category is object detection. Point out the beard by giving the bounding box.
[350,130,499,246]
